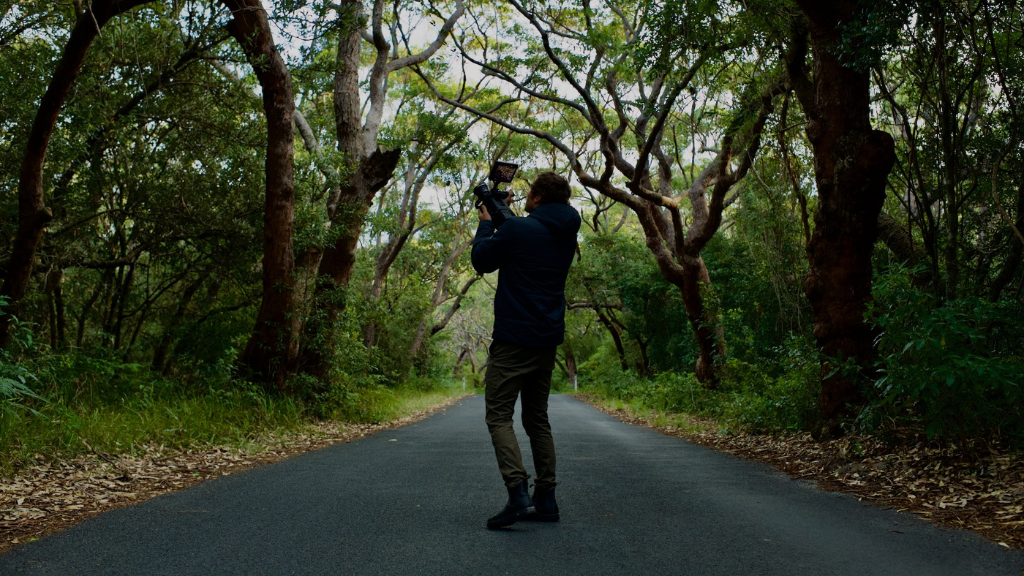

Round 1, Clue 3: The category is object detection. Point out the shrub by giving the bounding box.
[0,298,43,420]
[867,265,1024,440]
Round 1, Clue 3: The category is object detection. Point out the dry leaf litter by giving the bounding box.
[0,395,468,554]
[578,394,1024,550]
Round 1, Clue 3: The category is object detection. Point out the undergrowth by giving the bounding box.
[570,334,821,435]
[0,343,467,477]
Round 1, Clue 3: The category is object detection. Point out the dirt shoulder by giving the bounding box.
[576,393,1024,550]
[0,394,469,555]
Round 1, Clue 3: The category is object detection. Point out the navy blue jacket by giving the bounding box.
[471,202,581,348]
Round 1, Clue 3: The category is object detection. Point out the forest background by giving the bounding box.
[1,0,1023,476]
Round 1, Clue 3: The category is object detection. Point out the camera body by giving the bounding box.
[473,161,518,228]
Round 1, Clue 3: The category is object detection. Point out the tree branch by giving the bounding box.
[386,0,465,72]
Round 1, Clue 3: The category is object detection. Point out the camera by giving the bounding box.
[473,161,518,228]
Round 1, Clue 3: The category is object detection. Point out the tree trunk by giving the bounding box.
[223,0,300,391]
[305,149,401,375]
[562,339,578,391]
[152,273,207,373]
[0,0,154,348]
[112,263,136,350]
[989,185,1024,302]
[299,0,460,377]
[634,336,649,376]
[45,269,67,350]
[101,267,119,345]
[77,270,110,347]
[792,4,897,421]
[46,283,57,350]
[877,212,932,288]
[594,307,628,372]
[935,10,960,300]
[299,0,399,378]
[678,254,726,384]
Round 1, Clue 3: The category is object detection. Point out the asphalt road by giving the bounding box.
[2,395,1022,575]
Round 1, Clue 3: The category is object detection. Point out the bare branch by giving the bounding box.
[387,0,465,72]
[507,0,609,134]
[414,66,585,175]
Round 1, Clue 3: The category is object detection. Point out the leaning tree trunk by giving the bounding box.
[0,0,154,348]
[299,0,402,378]
[792,4,897,421]
[224,0,300,391]
[299,0,463,378]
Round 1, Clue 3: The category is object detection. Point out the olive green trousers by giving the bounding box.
[483,339,558,489]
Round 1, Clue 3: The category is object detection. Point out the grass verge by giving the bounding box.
[1,382,472,554]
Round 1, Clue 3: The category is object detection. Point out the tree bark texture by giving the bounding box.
[0,0,154,348]
[792,3,897,420]
[223,0,300,391]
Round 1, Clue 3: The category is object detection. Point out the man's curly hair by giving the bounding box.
[530,172,572,205]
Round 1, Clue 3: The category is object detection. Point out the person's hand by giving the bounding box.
[478,203,492,221]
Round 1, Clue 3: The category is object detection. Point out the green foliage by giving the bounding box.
[0,325,463,474]
[0,298,43,420]
[866,265,1024,440]
[580,334,819,433]
[0,338,303,474]
[834,0,915,69]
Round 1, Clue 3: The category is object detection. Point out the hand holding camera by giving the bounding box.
[473,161,518,228]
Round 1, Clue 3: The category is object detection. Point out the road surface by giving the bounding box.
[2,395,1021,575]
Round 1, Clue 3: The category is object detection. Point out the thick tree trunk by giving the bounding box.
[298,0,459,377]
[0,0,154,348]
[793,3,897,421]
[223,0,300,391]
[302,151,400,377]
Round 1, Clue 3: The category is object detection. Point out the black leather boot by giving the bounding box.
[486,479,535,529]
[526,484,559,522]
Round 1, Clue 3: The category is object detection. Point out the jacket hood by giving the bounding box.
[528,203,581,240]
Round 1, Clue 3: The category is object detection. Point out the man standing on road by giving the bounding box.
[471,172,581,530]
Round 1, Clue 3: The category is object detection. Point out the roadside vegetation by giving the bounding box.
[0,293,472,476]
